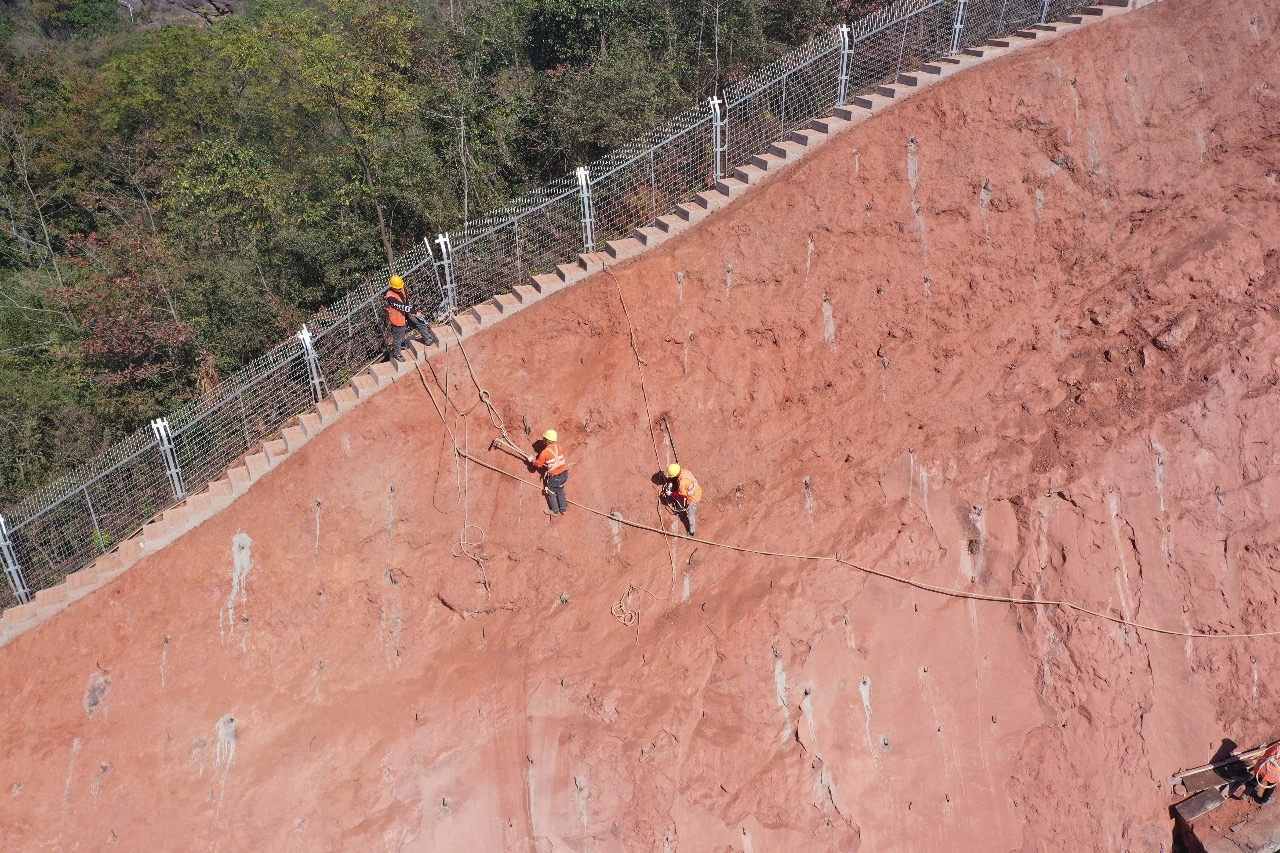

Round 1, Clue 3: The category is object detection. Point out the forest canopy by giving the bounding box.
[0,0,863,509]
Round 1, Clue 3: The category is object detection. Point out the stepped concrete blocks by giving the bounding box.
[577,252,608,273]
[245,451,272,481]
[351,373,379,398]
[920,63,946,74]
[283,424,309,453]
[787,128,826,147]
[655,214,688,234]
[694,190,724,210]
[632,226,665,246]
[370,361,402,384]
[315,398,341,425]
[1014,29,1039,38]
[767,140,804,160]
[67,565,103,591]
[714,177,749,198]
[531,272,563,293]
[263,439,288,462]
[35,585,67,609]
[228,463,252,492]
[605,238,643,260]
[491,292,520,314]
[470,302,502,326]
[1032,23,1058,31]
[183,493,211,518]
[986,38,1011,48]
[1080,5,1106,14]
[675,202,706,222]
[810,115,851,134]
[749,151,785,171]
[449,312,482,338]
[298,413,323,438]
[963,47,987,57]
[6,601,38,624]
[873,84,899,98]
[851,93,891,111]
[512,283,542,304]
[555,263,587,284]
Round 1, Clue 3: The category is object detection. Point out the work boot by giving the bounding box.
[1231,783,1247,798]
[391,352,406,363]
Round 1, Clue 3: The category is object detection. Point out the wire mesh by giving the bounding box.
[2,0,1116,603]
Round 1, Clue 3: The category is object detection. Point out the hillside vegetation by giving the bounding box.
[0,0,859,508]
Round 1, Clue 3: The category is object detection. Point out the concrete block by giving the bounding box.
[184,493,211,518]
[1014,29,1039,38]
[263,439,288,464]
[315,398,341,423]
[470,302,501,326]
[352,373,380,399]
[1063,15,1084,23]
[986,38,1011,48]
[851,94,888,110]
[713,177,748,198]
[1079,6,1105,14]
[675,202,705,222]
[766,140,804,160]
[283,424,309,453]
[333,387,360,413]
[655,215,687,234]
[449,313,481,337]
[531,273,563,293]
[1097,0,1129,5]
[228,464,252,492]
[555,263,586,284]
[67,566,103,591]
[872,84,899,98]
[1032,23,1058,31]
[370,361,401,383]
[787,128,825,147]
[694,190,724,210]
[491,292,520,314]
[809,115,850,134]
[896,73,920,86]
[245,451,271,480]
[749,151,785,170]
[732,163,766,183]
[577,252,608,273]
[35,585,67,608]
[298,413,323,438]
[5,601,38,624]
[632,226,665,246]
[512,284,542,304]
[605,238,643,260]
[920,63,946,74]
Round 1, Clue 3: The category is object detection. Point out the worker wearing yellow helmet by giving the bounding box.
[661,462,702,536]
[528,429,570,516]
[384,273,438,362]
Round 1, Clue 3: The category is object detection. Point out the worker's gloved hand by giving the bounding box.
[660,484,673,499]
[526,455,535,464]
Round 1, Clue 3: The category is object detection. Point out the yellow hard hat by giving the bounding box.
[543,429,557,442]
[667,462,681,477]
[389,275,405,290]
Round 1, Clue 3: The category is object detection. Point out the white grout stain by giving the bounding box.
[574,775,589,828]
[676,271,685,303]
[58,738,82,852]
[1107,491,1136,632]
[859,676,876,758]
[725,264,733,297]
[214,713,237,816]
[160,635,170,689]
[773,655,792,744]
[682,572,691,604]
[822,296,836,346]
[221,533,253,650]
[804,236,815,288]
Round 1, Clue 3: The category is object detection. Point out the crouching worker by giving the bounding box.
[662,462,702,536]
[528,429,569,516]
[1254,740,1280,802]
[385,274,439,362]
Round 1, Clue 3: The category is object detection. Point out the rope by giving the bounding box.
[445,449,1280,641]
[413,315,1280,641]
[606,268,680,626]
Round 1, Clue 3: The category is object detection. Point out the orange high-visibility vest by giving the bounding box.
[535,442,568,476]
[385,288,408,327]
[1258,744,1280,785]
[674,469,702,504]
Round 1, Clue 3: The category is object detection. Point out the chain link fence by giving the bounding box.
[0,0,1104,609]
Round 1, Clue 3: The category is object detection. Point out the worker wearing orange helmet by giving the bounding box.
[661,462,702,536]
[384,274,437,362]
[528,429,569,515]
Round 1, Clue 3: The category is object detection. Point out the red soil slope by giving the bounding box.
[3,1,1280,849]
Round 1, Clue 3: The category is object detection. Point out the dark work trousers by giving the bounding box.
[388,316,438,360]
[677,500,698,536]
[544,471,569,514]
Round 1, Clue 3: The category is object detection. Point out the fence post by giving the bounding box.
[1038,0,1051,24]
[150,418,185,500]
[708,96,727,181]
[952,0,969,53]
[82,486,105,554]
[837,24,854,106]
[576,167,596,254]
[0,515,30,604]
[297,324,327,403]
[434,233,457,315]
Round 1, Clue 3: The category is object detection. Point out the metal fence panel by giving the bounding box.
[1,0,1109,604]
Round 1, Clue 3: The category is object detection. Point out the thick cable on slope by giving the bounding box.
[413,326,1280,640]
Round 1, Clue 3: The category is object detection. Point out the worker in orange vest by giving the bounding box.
[661,462,702,536]
[385,274,437,362]
[528,429,569,515]
[1254,740,1280,801]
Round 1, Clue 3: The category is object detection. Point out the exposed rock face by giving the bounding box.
[0,0,1278,850]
